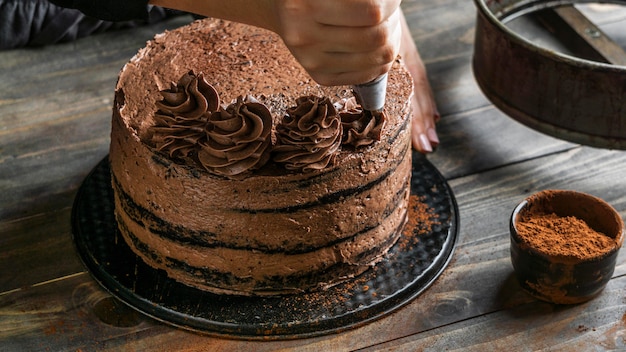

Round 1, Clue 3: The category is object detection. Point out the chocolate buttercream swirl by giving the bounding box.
[151,115,208,158]
[337,97,386,148]
[197,95,272,177]
[273,95,343,172]
[150,71,220,158]
[156,70,220,118]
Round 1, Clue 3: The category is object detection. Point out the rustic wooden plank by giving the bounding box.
[423,53,490,117]
[0,17,193,221]
[0,16,194,128]
[358,276,626,351]
[0,123,109,220]
[403,0,578,178]
[0,141,108,221]
[0,273,162,352]
[403,0,477,62]
[0,207,85,292]
[428,103,577,179]
[402,0,489,119]
[402,0,578,173]
[2,146,624,351]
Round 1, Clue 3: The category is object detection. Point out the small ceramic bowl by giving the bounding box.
[510,190,624,304]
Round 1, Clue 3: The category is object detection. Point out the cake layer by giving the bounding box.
[114,178,408,294]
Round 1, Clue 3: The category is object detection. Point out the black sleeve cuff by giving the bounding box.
[49,0,150,22]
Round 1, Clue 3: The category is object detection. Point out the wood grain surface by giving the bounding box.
[1,1,626,351]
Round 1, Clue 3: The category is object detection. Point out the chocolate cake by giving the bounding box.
[109,18,414,296]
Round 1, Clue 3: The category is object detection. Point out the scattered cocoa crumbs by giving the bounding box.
[516,212,618,259]
[285,195,441,316]
[334,274,370,304]
[324,195,439,305]
[398,195,440,250]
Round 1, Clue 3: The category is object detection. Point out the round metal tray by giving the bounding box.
[72,153,458,340]
[473,0,626,149]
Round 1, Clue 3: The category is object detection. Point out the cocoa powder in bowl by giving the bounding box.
[510,190,624,304]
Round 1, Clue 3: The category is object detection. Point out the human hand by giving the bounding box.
[270,0,403,86]
[150,0,401,86]
[150,0,436,152]
[273,2,440,153]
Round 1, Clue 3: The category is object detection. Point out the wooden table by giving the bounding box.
[2,1,626,350]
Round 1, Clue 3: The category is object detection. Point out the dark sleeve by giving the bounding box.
[0,0,176,50]
[48,0,151,22]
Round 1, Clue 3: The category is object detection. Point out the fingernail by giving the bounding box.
[434,112,441,123]
[427,127,439,147]
[419,133,433,153]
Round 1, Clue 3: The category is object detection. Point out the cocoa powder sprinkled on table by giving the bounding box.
[516,212,618,259]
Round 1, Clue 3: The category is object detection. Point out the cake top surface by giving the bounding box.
[115,18,413,177]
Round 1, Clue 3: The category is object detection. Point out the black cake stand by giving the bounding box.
[72,151,459,340]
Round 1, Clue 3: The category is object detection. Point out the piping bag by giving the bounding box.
[352,73,388,114]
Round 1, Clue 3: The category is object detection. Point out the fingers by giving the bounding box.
[294,18,401,84]
[276,0,402,86]
[409,55,439,153]
[410,88,440,153]
[398,10,440,153]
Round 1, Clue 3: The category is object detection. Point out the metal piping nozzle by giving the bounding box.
[352,73,388,113]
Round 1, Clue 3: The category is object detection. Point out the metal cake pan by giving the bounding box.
[472,0,626,149]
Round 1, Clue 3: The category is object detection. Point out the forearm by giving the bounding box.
[49,0,278,28]
[149,0,279,32]
[48,0,150,21]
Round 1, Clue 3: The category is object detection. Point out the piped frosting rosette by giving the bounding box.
[336,97,386,148]
[273,95,343,172]
[150,71,219,158]
[150,71,385,177]
[197,95,272,177]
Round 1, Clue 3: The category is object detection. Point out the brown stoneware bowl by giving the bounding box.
[510,190,624,304]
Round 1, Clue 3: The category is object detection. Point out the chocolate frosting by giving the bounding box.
[340,109,386,148]
[148,67,390,171]
[273,95,343,172]
[198,95,272,176]
[150,71,219,158]
[331,96,385,148]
